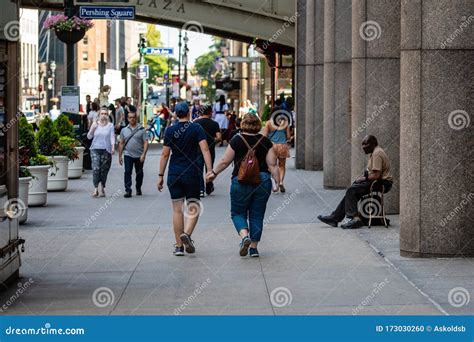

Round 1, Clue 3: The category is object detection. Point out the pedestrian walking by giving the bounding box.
[206,113,280,257]
[157,102,213,256]
[212,95,229,146]
[114,99,126,135]
[262,108,291,193]
[87,107,115,197]
[194,104,221,196]
[118,106,149,198]
[87,102,99,129]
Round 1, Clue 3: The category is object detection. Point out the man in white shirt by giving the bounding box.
[49,105,60,121]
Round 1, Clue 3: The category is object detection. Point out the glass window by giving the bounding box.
[83,35,88,45]
[82,51,88,61]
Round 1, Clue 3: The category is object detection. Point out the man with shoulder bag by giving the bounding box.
[118,106,149,198]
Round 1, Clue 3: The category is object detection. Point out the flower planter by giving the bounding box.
[55,29,86,44]
[18,177,31,224]
[68,146,84,179]
[47,156,69,191]
[27,165,49,206]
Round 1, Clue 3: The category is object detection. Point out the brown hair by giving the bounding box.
[240,113,262,134]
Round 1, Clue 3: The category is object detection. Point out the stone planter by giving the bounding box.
[68,146,85,179]
[18,177,31,224]
[47,156,69,191]
[55,29,86,44]
[27,165,49,207]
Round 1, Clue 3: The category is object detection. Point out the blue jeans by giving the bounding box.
[230,172,272,242]
[124,155,144,193]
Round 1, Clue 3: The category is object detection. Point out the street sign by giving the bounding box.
[225,56,260,63]
[137,65,149,79]
[60,86,80,113]
[79,6,135,20]
[144,47,174,55]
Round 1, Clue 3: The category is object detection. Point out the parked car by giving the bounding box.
[22,110,40,129]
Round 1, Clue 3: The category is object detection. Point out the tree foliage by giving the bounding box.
[54,114,75,138]
[131,24,177,84]
[36,116,60,156]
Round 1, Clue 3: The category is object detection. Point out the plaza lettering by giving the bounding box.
[135,0,185,13]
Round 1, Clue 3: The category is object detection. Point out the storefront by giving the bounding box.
[0,1,23,286]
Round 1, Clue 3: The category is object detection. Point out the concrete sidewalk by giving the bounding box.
[1,145,472,315]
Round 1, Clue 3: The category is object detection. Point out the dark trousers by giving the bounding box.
[124,155,144,193]
[331,180,392,221]
[198,149,216,193]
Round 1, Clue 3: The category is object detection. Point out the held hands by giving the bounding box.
[206,171,216,183]
[140,154,146,163]
[118,155,123,165]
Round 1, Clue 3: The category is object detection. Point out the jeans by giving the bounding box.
[230,172,272,242]
[124,155,144,193]
[330,179,392,221]
[91,149,112,188]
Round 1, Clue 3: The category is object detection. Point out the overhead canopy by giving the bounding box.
[24,0,296,48]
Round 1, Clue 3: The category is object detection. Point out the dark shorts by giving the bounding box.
[167,174,200,200]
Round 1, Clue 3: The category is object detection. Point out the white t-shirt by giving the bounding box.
[49,109,60,121]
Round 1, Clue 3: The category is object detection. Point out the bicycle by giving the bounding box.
[146,117,161,143]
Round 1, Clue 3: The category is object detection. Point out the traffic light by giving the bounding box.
[98,59,106,75]
[138,34,147,55]
[121,63,128,80]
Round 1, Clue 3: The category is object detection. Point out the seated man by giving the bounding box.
[318,135,393,229]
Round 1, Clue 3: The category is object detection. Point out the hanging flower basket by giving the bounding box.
[55,29,86,44]
[43,14,93,44]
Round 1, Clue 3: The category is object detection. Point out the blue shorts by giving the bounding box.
[167,174,200,200]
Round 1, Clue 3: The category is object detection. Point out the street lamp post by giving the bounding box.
[178,30,182,81]
[50,60,56,98]
[183,32,189,83]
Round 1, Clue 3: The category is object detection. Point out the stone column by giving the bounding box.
[304,0,316,170]
[312,0,325,170]
[400,0,474,257]
[351,0,400,213]
[323,0,352,188]
[295,0,306,169]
